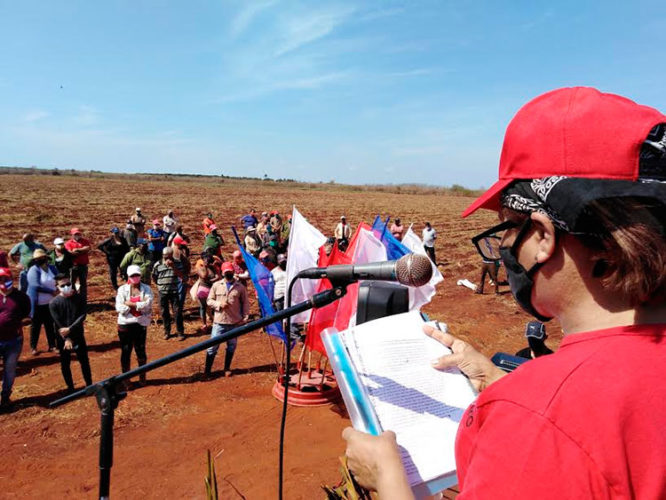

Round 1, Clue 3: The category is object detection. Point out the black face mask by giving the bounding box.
[499,219,552,322]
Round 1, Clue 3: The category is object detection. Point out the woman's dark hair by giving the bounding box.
[578,197,666,305]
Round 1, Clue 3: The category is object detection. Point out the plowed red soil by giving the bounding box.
[0,174,561,498]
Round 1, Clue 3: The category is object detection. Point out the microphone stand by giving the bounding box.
[50,286,348,500]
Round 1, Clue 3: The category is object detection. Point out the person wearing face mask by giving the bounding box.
[115,265,153,386]
[169,235,191,315]
[152,247,186,341]
[49,274,93,392]
[119,239,152,284]
[26,249,58,355]
[64,228,91,304]
[342,88,666,499]
[48,237,74,280]
[204,262,249,378]
[9,233,46,291]
[270,254,287,311]
[0,268,31,409]
[231,250,249,286]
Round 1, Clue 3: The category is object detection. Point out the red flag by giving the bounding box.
[305,224,370,353]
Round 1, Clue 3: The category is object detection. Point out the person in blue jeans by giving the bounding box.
[204,262,249,377]
[0,267,31,409]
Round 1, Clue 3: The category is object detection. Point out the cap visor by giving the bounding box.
[461,178,513,218]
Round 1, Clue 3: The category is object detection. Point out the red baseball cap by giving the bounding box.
[463,87,666,217]
[0,267,12,278]
[221,262,234,273]
[173,236,188,246]
[70,228,82,235]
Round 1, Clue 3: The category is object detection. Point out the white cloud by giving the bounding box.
[213,70,350,103]
[392,145,447,156]
[73,105,100,126]
[22,110,50,123]
[230,0,277,38]
[385,68,435,78]
[273,5,355,57]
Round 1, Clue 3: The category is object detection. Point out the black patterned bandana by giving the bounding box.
[500,124,666,233]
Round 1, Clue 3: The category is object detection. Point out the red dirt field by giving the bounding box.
[0,174,562,499]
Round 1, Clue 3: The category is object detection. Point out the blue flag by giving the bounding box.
[371,215,410,260]
[232,227,287,344]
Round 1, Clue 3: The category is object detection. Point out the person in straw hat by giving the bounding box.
[26,248,58,354]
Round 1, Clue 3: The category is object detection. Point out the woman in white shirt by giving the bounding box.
[115,265,153,384]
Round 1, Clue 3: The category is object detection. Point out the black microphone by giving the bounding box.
[297,253,433,287]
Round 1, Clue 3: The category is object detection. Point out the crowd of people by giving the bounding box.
[0,205,440,410]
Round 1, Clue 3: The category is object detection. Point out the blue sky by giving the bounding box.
[1,1,665,188]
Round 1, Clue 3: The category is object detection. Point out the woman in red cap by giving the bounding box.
[64,228,91,303]
[342,88,666,499]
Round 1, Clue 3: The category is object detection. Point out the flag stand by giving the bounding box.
[271,278,343,407]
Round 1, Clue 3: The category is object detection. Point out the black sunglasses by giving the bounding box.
[471,220,519,262]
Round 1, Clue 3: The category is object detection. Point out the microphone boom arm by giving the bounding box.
[49,285,348,500]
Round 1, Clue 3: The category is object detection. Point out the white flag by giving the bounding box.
[402,225,444,310]
[351,228,388,266]
[286,206,328,323]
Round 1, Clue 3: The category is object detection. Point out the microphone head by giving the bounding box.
[396,253,433,287]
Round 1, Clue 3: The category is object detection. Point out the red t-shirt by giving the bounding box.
[0,289,31,341]
[456,323,666,499]
[64,238,91,266]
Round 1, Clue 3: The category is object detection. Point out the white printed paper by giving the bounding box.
[341,311,477,486]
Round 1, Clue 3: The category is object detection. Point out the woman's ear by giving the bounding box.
[530,212,557,264]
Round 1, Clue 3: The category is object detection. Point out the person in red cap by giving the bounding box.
[64,228,91,303]
[166,224,191,247]
[0,267,31,409]
[170,234,191,316]
[204,261,249,378]
[231,250,249,286]
[342,87,666,499]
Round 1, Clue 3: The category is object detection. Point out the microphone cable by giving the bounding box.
[278,276,300,500]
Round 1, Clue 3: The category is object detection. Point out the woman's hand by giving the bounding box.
[424,325,506,392]
[342,428,413,498]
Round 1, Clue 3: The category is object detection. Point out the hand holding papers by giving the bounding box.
[325,311,477,498]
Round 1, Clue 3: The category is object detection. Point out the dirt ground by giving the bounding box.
[0,174,562,499]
